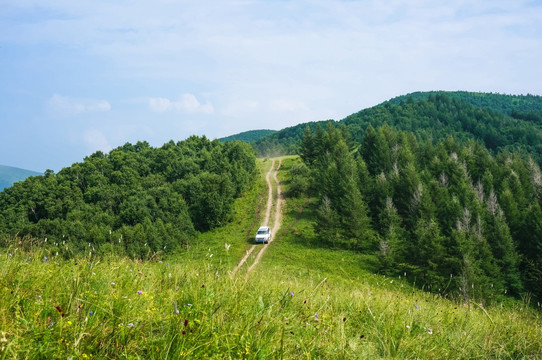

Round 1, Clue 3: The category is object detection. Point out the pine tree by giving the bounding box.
[361,125,391,176]
[300,125,316,165]
[413,218,446,290]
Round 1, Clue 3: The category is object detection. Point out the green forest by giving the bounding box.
[1,91,542,304]
[0,137,256,258]
[387,90,542,115]
[219,129,277,143]
[253,92,542,164]
[292,122,542,302]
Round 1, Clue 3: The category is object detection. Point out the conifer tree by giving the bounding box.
[300,125,316,165]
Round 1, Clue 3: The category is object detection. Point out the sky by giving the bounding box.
[1,0,541,172]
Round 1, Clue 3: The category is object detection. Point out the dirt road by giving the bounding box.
[232,159,282,275]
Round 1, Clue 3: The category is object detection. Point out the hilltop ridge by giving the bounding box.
[251,91,542,162]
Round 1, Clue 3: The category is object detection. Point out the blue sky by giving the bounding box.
[1,0,541,172]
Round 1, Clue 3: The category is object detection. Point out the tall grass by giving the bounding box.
[1,245,541,359]
[1,157,541,358]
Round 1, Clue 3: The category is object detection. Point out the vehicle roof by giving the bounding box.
[257,226,270,230]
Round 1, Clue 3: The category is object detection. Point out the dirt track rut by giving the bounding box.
[232,159,282,275]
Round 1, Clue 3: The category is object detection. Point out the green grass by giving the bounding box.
[1,157,541,359]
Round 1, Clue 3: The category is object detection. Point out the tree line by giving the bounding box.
[0,136,256,258]
[252,94,542,165]
[294,123,542,303]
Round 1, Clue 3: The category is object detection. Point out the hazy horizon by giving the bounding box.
[2,0,541,172]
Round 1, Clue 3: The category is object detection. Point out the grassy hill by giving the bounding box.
[1,157,541,358]
[0,164,41,190]
[1,90,542,357]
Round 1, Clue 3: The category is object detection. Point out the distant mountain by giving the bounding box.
[0,165,42,190]
[219,129,277,143]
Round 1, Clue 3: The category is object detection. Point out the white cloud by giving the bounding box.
[83,129,111,154]
[148,94,214,114]
[47,94,111,117]
[4,0,542,172]
[268,99,309,112]
[148,97,171,112]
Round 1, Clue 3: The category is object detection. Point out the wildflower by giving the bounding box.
[428,328,433,335]
[201,284,205,288]
[184,319,189,327]
[137,290,143,295]
[406,325,411,329]
[67,321,72,326]
[414,304,419,310]
[290,292,294,297]
[225,243,231,251]
[173,301,179,314]
[43,256,48,262]
[127,323,134,328]
[182,330,187,335]
[89,311,94,315]
[343,317,347,322]
[111,282,116,285]
[166,262,170,266]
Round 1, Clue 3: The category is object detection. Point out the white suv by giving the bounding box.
[255,226,271,244]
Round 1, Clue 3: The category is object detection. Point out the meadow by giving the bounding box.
[1,158,541,359]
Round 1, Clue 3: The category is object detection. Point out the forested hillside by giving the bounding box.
[219,129,277,143]
[253,93,542,164]
[387,90,542,116]
[0,136,256,257]
[292,123,542,302]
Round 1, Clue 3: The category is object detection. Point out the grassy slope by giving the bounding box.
[1,158,541,359]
